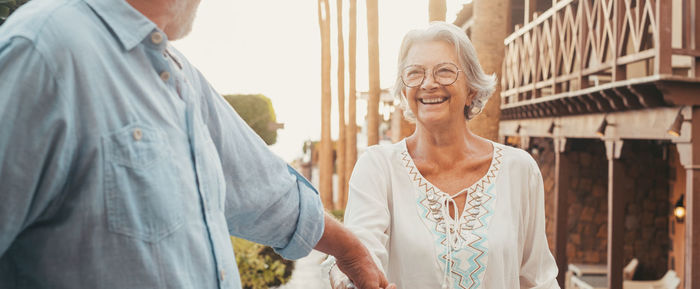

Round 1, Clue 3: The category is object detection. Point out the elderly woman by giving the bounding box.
[327,22,559,289]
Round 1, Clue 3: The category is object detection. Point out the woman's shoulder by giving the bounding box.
[360,140,407,163]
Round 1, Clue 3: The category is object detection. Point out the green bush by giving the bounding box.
[329,209,345,223]
[223,94,278,145]
[0,0,28,25]
[232,237,294,289]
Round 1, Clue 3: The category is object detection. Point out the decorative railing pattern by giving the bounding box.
[501,0,700,118]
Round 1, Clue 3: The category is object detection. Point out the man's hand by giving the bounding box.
[315,214,396,289]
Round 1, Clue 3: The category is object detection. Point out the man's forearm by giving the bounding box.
[314,213,365,257]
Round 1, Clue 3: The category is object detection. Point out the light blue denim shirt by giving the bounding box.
[0,0,324,288]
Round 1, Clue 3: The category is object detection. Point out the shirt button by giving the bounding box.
[133,128,143,141]
[151,32,164,44]
[219,269,225,281]
[160,71,170,82]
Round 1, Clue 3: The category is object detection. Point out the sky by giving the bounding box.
[173,0,471,162]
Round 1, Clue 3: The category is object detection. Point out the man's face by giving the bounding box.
[165,0,201,40]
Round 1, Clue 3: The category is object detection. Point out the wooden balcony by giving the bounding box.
[501,0,700,120]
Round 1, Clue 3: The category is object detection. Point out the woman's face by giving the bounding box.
[402,40,472,127]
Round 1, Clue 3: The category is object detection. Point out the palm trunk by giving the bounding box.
[429,0,446,21]
[343,0,358,208]
[366,0,380,146]
[468,0,508,141]
[335,0,346,211]
[318,0,333,209]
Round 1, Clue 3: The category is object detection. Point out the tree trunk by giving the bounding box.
[366,0,380,146]
[318,0,333,209]
[468,0,509,141]
[429,0,446,21]
[343,0,358,208]
[335,0,346,211]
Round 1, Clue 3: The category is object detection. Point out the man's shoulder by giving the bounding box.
[0,0,99,56]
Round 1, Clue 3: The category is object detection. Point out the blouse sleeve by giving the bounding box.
[343,148,392,274]
[519,157,560,289]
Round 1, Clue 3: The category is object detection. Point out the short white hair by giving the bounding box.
[393,21,496,121]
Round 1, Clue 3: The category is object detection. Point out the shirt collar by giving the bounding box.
[83,0,160,51]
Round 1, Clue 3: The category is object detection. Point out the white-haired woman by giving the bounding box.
[327,22,559,289]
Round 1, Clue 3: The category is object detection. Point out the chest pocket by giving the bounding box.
[103,123,184,243]
[195,126,226,212]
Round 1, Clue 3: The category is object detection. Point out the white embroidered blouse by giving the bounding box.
[343,139,559,289]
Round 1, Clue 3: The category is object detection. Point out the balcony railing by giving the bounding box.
[500,0,700,120]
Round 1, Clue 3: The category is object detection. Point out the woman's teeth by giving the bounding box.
[419,97,448,104]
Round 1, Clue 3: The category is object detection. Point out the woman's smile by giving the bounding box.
[418,96,449,105]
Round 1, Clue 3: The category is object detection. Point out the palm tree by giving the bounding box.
[335,0,347,211]
[366,0,380,146]
[343,0,357,208]
[318,0,333,209]
[429,0,446,21]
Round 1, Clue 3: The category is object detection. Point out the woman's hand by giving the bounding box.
[315,214,396,289]
[329,264,355,289]
[334,245,394,289]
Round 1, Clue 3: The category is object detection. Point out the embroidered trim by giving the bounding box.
[401,143,503,289]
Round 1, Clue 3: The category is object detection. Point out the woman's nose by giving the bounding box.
[420,72,439,90]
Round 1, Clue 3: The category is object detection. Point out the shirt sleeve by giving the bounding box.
[0,37,75,256]
[190,67,323,260]
[343,148,391,274]
[519,156,560,289]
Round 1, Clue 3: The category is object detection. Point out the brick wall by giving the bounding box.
[528,138,670,279]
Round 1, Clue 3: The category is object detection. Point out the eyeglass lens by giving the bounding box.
[401,63,459,87]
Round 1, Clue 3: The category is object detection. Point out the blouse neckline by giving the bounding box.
[399,139,502,204]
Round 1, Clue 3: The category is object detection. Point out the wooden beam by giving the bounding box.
[600,89,626,111]
[611,87,643,110]
[554,137,570,288]
[605,139,625,289]
[500,107,690,140]
[588,92,614,112]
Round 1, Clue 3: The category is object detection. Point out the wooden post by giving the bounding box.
[675,106,700,289]
[694,0,700,78]
[605,139,625,289]
[612,0,625,82]
[655,0,672,75]
[554,137,570,288]
[551,2,560,94]
[524,0,537,24]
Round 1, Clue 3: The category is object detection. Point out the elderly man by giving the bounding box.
[0,0,394,289]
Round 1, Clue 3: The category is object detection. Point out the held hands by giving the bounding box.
[329,263,355,289]
[315,214,396,289]
[332,244,396,289]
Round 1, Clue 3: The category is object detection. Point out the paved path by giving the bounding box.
[274,250,331,289]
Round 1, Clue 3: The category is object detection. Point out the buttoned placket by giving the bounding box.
[147,30,227,288]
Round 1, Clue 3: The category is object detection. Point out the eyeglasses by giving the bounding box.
[400,62,462,88]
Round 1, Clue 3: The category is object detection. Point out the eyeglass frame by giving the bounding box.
[400,62,463,88]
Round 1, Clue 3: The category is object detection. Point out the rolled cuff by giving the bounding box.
[274,166,325,260]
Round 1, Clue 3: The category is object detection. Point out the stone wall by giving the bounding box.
[528,138,670,279]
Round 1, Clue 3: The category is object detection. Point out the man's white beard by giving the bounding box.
[167,0,199,40]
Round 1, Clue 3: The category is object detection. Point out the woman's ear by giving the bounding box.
[466,89,477,105]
